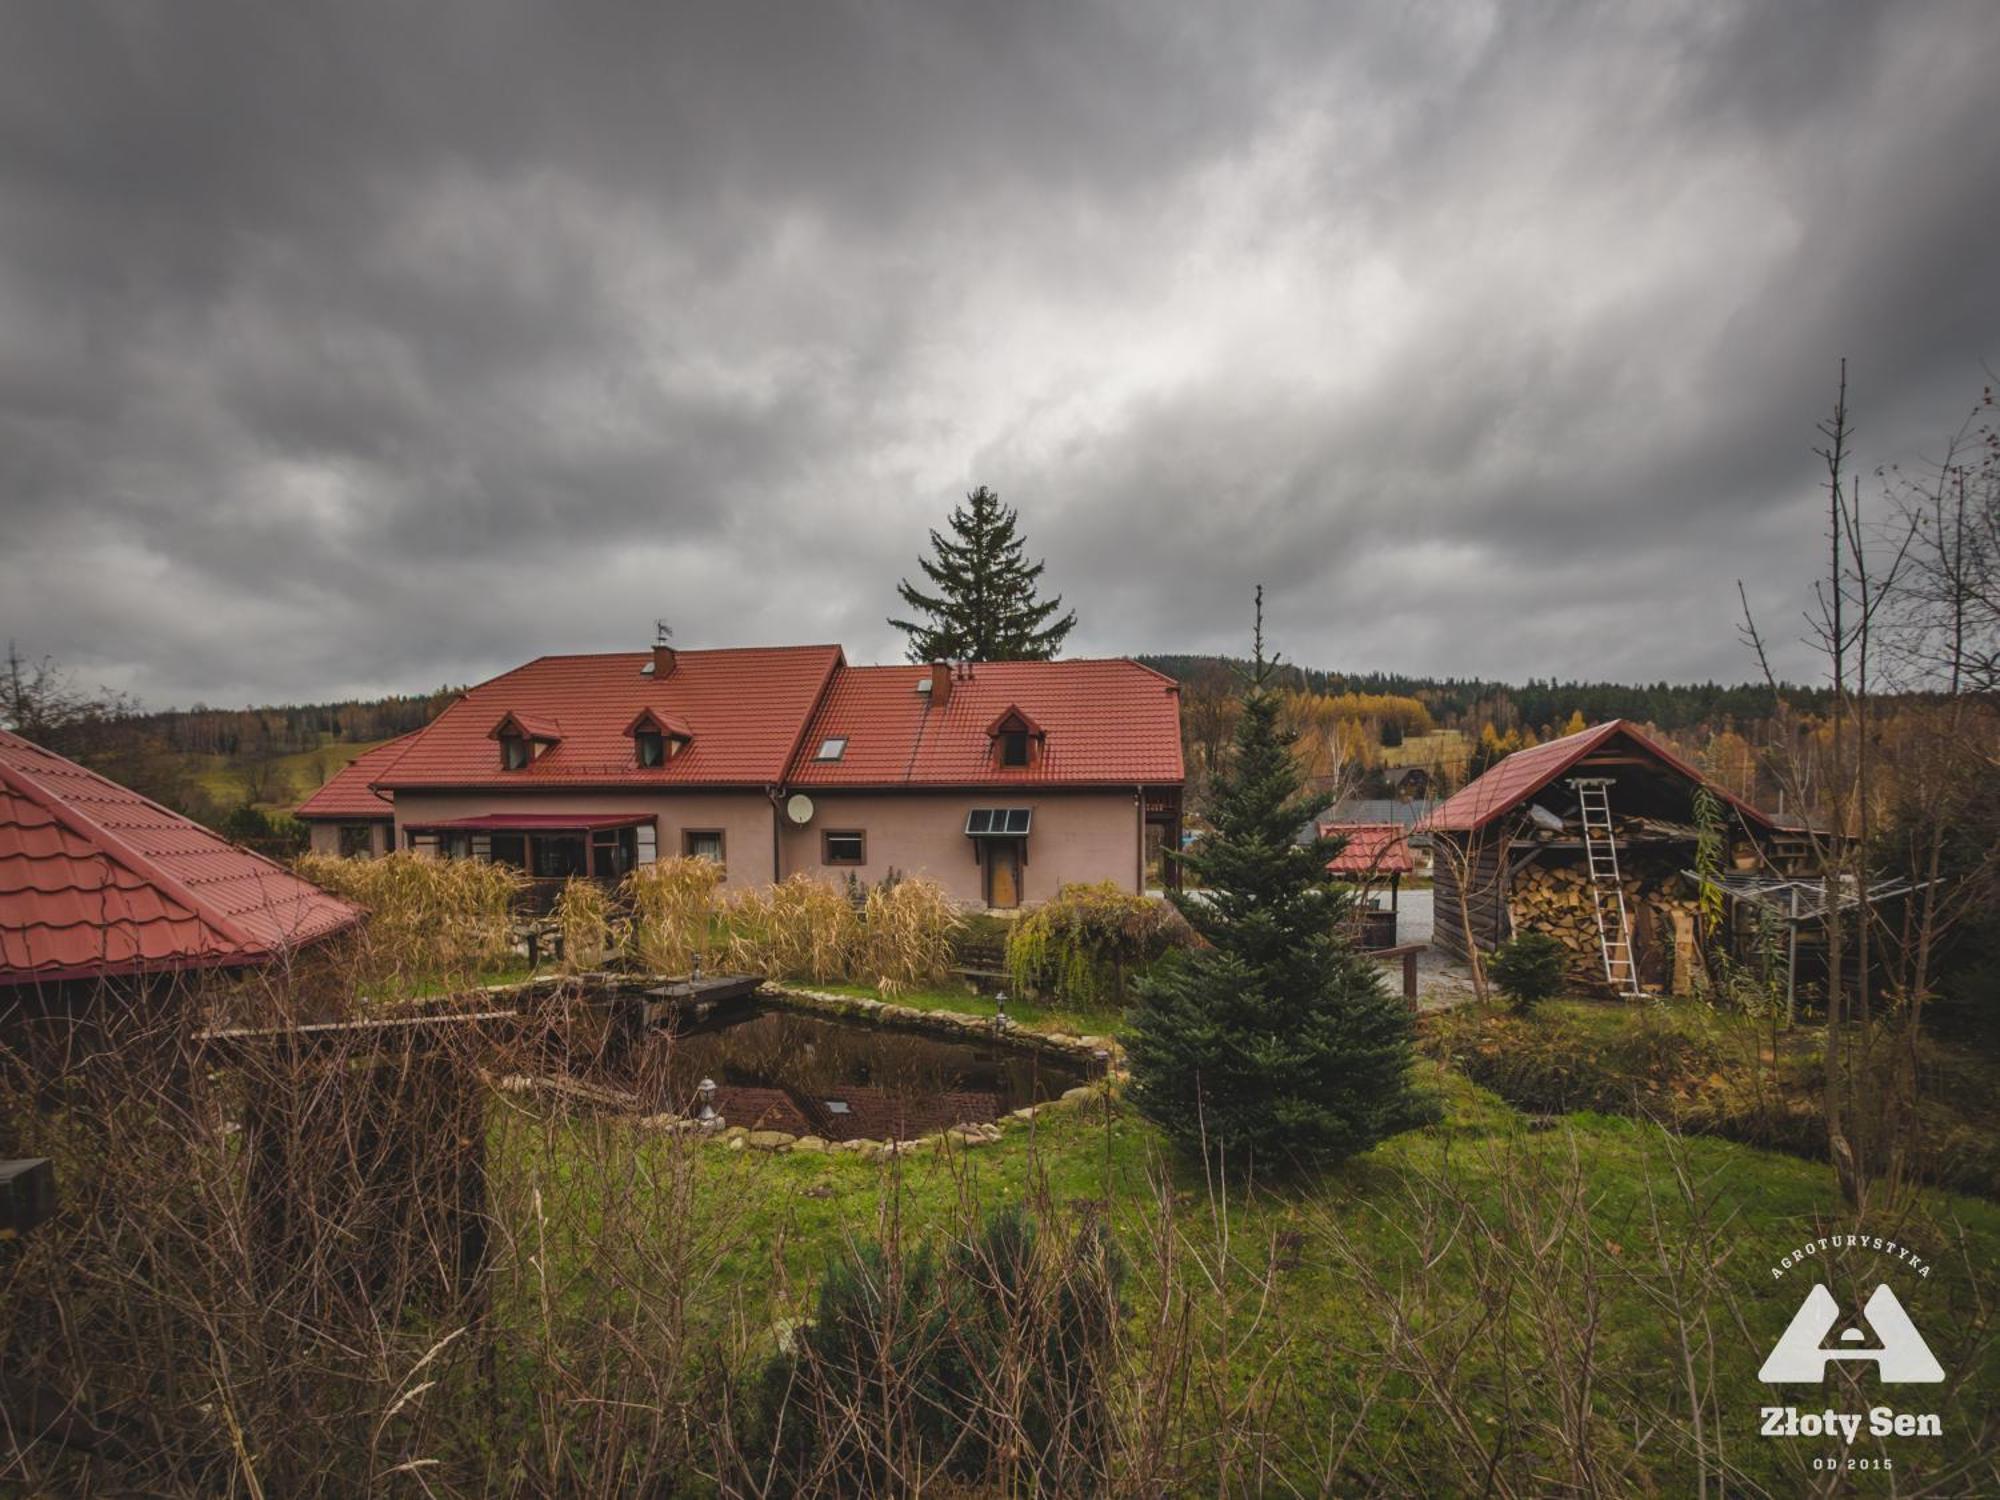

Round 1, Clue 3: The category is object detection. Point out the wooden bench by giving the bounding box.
[1364,943,1424,1004]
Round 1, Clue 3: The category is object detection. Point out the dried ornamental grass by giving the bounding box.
[726,874,859,982]
[859,876,961,994]
[295,851,522,989]
[621,856,726,974]
[551,876,616,973]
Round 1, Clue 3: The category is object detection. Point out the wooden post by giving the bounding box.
[1786,885,1800,1025]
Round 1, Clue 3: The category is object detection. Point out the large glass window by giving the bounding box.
[530,832,588,878]
[591,825,639,878]
[488,832,526,867]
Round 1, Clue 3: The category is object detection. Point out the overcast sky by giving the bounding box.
[3,2,1996,709]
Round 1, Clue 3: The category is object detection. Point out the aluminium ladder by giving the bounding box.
[1571,778,1643,997]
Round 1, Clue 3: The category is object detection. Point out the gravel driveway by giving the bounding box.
[1370,888,1481,1010]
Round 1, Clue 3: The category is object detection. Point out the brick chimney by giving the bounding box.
[651,643,677,679]
[928,661,952,709]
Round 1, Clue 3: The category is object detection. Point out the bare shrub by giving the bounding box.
[0,965,740,1497]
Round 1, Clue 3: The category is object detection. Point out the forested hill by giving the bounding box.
[125,690,459,760]
[1137,655,1833,734]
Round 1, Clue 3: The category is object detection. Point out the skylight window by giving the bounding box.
[816,737,848,762]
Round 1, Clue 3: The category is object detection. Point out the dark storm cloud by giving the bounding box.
[2,0,1995,705]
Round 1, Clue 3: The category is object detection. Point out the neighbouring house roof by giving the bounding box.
[787,659,1185,787]
[1315,798,1438,830]
[1323,823,1415,876]
[1415,719,1778,836]
[295,733,419,821]
[0,729,359,985]
[373,645,846,791]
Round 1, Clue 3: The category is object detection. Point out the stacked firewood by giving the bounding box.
[1507,860,1700,989]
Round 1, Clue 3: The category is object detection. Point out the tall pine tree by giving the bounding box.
[1125,590,1437,1173]
[890,486,1076,661]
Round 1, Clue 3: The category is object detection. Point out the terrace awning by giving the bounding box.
[404,813,654,832]
[965,808,1033,837]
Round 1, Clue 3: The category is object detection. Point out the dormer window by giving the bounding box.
[490,711,560,770]
[625,708,693,768]
[985,705,1044,770]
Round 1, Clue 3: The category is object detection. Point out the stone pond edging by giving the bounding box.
[473,971,1124,1161]
[639,981,1125,1160]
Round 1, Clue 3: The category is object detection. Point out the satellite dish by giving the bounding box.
[786,793,816,825]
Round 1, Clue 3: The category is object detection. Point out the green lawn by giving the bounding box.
[798,978,1126,1040]
[489,1052,2000,1495]
[1427,996,2000,1199]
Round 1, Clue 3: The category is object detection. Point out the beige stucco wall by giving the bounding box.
[776,788,1145,906]
[381,786,1152,907]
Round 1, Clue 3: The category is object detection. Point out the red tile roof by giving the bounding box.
[346,650,1182,798]
[294,733,417,820]
[1416,719,1777,835]
[0,729,359,985]
[788,659,1184,787]
[374,646,845,791]
[1322,823,1414,876]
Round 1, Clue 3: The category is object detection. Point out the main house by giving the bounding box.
[298,644,1185,909]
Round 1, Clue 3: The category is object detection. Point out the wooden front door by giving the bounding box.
[987,840,1022,909]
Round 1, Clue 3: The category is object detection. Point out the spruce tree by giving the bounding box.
[1125,591,1438,1173]
[890,486,1076,661]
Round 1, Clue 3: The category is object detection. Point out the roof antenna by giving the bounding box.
[654,619,674,646]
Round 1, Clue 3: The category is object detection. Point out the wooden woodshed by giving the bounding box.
[1415,720,1811,995]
